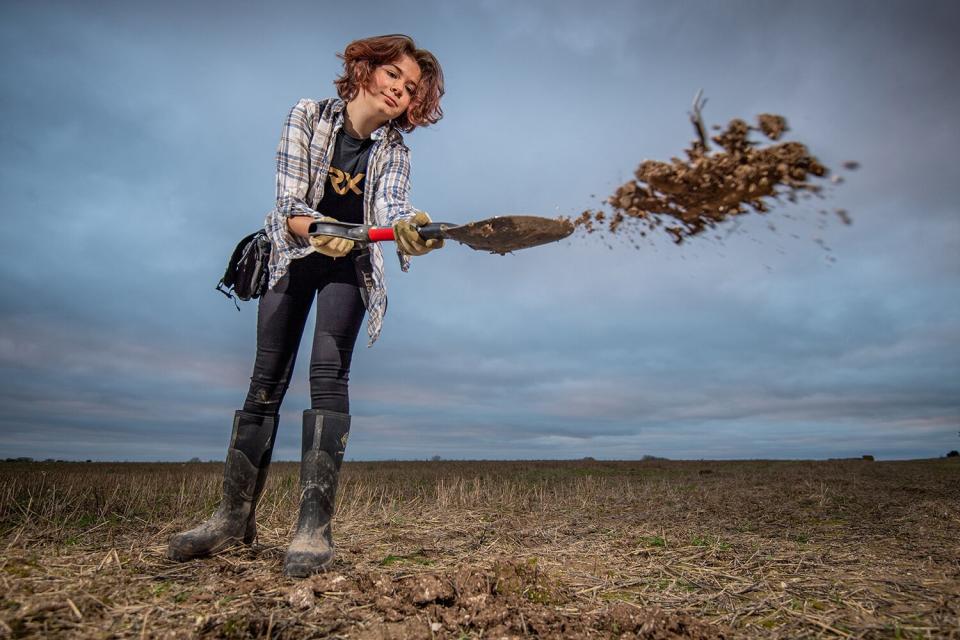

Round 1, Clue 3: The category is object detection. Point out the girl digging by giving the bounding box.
[167,34,444,577]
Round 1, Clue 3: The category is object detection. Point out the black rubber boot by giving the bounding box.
[167,411,278,561]
[242,433,278,546]
[282,409,350,577]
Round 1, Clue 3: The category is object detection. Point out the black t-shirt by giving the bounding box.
[317,128,375,225]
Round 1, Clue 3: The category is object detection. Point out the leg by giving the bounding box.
[284,271,365,576]
[166,411,277,560]
[308,278,366,413]
[238,269,319,540]
[244,267,318,415]
[283,409,351,577]
[168,269,316,561]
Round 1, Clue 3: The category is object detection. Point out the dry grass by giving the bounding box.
[1,459,958,638]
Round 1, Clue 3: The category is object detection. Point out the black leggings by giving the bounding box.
[242,252,366,416]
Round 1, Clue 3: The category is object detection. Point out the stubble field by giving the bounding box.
[1,458,957,639]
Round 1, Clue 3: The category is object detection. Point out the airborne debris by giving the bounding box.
[756,113,788,140]
[570,100,856,245]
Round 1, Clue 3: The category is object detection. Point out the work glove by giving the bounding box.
[394,211,444,257]
[308,217,355,258]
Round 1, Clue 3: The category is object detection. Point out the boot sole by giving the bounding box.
[283,555,334,577]
[166,537,247,562]
[283,562,332,578]
[167,547,206,562]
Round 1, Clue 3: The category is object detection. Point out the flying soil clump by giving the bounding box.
[572,102,852,244]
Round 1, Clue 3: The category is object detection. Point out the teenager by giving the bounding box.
[167,34,444,577]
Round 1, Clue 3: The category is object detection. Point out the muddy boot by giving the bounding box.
[167,411,278,561]
[283,409,350,578]
[243,417,280,545]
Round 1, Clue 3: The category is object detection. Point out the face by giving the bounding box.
[361,54,422,122]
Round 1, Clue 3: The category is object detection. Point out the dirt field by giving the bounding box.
[1,458,957,639]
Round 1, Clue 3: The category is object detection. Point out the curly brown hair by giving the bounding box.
[334,34,444,133]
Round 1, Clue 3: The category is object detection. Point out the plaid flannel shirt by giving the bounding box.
[264,98,417,346]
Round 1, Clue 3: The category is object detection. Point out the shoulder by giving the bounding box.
[286,98,342,123]
[385,127,409,152]
[376,128,410,163]
[377,137,411,173]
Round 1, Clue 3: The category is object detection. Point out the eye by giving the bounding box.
[386,69,398,79]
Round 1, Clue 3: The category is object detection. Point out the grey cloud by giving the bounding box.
[2,0,958,461]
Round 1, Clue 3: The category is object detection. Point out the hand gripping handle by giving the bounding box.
[366,227,395,242]
[308,221,449,243]
[411,223,447,241]
[369,223,447,242]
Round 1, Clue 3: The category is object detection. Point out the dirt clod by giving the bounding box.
[406,573,454,604]
[756,113,788,140]
[286,582,315,610]
[571,110,849,244]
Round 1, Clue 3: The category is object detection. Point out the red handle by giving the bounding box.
[367,227,395,242]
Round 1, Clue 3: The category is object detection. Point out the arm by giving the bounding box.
[373,142,418,269]
[287,215,313,239]
[275,101,356,256]
[373,142,415,226]
[275,99,323,220]
[265,99,326,252]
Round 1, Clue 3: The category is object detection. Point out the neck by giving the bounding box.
[344,99,388,139]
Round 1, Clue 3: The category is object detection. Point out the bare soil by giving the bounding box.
[1,459,957,639]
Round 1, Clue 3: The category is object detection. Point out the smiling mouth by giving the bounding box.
[382,95,398,108]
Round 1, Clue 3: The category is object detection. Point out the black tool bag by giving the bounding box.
[216,230,271,307]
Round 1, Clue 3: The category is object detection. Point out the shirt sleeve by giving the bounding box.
[275,99,322,217]
[373,142,418,270]
[265,99,320,252]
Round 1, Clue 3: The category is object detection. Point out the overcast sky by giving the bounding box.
[1,0,958,461]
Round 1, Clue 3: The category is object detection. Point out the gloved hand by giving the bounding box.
[308,217,355,258]
[394,211,444,256]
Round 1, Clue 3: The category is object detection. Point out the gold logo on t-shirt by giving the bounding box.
[329,167,364,196]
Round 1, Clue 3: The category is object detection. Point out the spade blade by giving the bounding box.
[440,215,575,254]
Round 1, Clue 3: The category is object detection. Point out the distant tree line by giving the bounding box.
[1,457,87,463]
